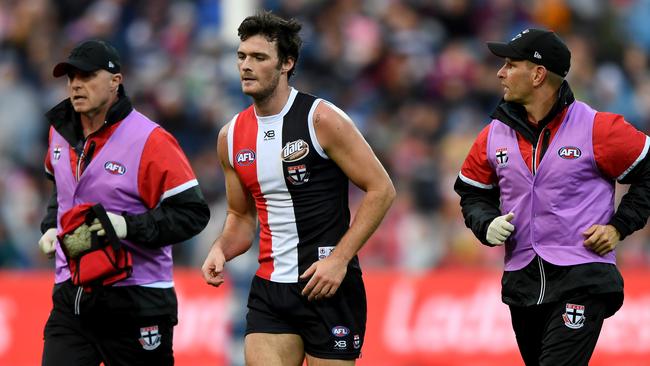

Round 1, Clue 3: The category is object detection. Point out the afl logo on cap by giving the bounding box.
[282,139,309,162]
[104,161,126,175]
[558,146,581,160]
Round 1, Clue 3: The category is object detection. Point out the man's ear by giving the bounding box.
[281,57,295,75]
[111,73,123,92]
[532,65,547,87]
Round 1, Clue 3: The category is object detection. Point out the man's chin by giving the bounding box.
[71,105,88,113]
[242,88,264,100]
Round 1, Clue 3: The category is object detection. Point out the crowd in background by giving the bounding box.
[2,0,650,272]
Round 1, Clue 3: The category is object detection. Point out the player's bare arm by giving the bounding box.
[300,101,396,301]
[202,123,257,287]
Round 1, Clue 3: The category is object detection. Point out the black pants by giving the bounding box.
[42,281,175,366]
[509,294,613,366]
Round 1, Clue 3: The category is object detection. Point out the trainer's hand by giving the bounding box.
[300,255,347,301]
[202,245,227,287]
[88,212,127,239]
[38,228,58,258]
[486,212,515,245]
[583,224,620,256]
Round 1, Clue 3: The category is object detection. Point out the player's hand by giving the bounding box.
[88,212,127,239]
[300,255,348,301]
[486,212,515,245]
[202,245,227,287]
[583,224,620,256]
[38,228,58,258]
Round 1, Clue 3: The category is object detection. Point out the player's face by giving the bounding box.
[237,34,284,100]
[496,58,535,104]
[67,69,120,117]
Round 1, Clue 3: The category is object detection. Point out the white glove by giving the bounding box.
[89,212,127,239]
[486,212,515,245]
[38,228,58,258]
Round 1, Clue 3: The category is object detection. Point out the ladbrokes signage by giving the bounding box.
[362,269,650,366]
[0,269,648,365]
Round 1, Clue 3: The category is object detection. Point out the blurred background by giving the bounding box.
[1,0,650,365]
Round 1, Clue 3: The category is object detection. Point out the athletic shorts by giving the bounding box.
[245,268,367,360]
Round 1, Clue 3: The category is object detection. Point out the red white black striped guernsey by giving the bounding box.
[227,88,360,283]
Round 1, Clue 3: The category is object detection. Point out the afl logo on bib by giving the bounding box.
[104,161,127,175]
[236,149,256,166]
[558,146,581,160]
[282,139,309,162]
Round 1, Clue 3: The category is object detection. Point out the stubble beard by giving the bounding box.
[245,68,282,105]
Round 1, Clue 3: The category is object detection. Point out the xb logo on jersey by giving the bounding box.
[558,146,581,160]
[264,130,275,141]
[236,149,256,166]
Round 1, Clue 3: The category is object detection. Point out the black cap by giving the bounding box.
[487,28,571,77]
[53,39,121,77]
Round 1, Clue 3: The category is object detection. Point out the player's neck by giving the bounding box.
[254,84,291,117]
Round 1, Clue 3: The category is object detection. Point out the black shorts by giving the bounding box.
[245,269,367,360]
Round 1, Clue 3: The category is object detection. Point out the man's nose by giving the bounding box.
[496,65,506,79]
[69,76,82,89]
[240,57,252,70]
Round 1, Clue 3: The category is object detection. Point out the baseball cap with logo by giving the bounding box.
[53,39,121,77]
[487,28,571,77]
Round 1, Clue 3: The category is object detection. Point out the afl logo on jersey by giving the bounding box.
[281,139,309,162]
[558,146,581,160]
[236,149,256,166]
[104,161,127,175]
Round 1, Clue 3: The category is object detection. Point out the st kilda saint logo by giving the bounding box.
[558,146,582,160]
[562,303,586,329]
[496,147,508,168]
[53,146,62,161]
[287,164,310,185]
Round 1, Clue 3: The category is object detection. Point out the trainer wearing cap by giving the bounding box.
[38,39,210,365]
[455,28,650,365]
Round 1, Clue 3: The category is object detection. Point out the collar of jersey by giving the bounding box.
[255,87,298,124]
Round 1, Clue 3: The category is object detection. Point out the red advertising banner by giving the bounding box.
[361,269,650,366]
[0,269,230,366]
[1,269,649,366]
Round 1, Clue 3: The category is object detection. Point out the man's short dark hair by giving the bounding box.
[238,11,302,79]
